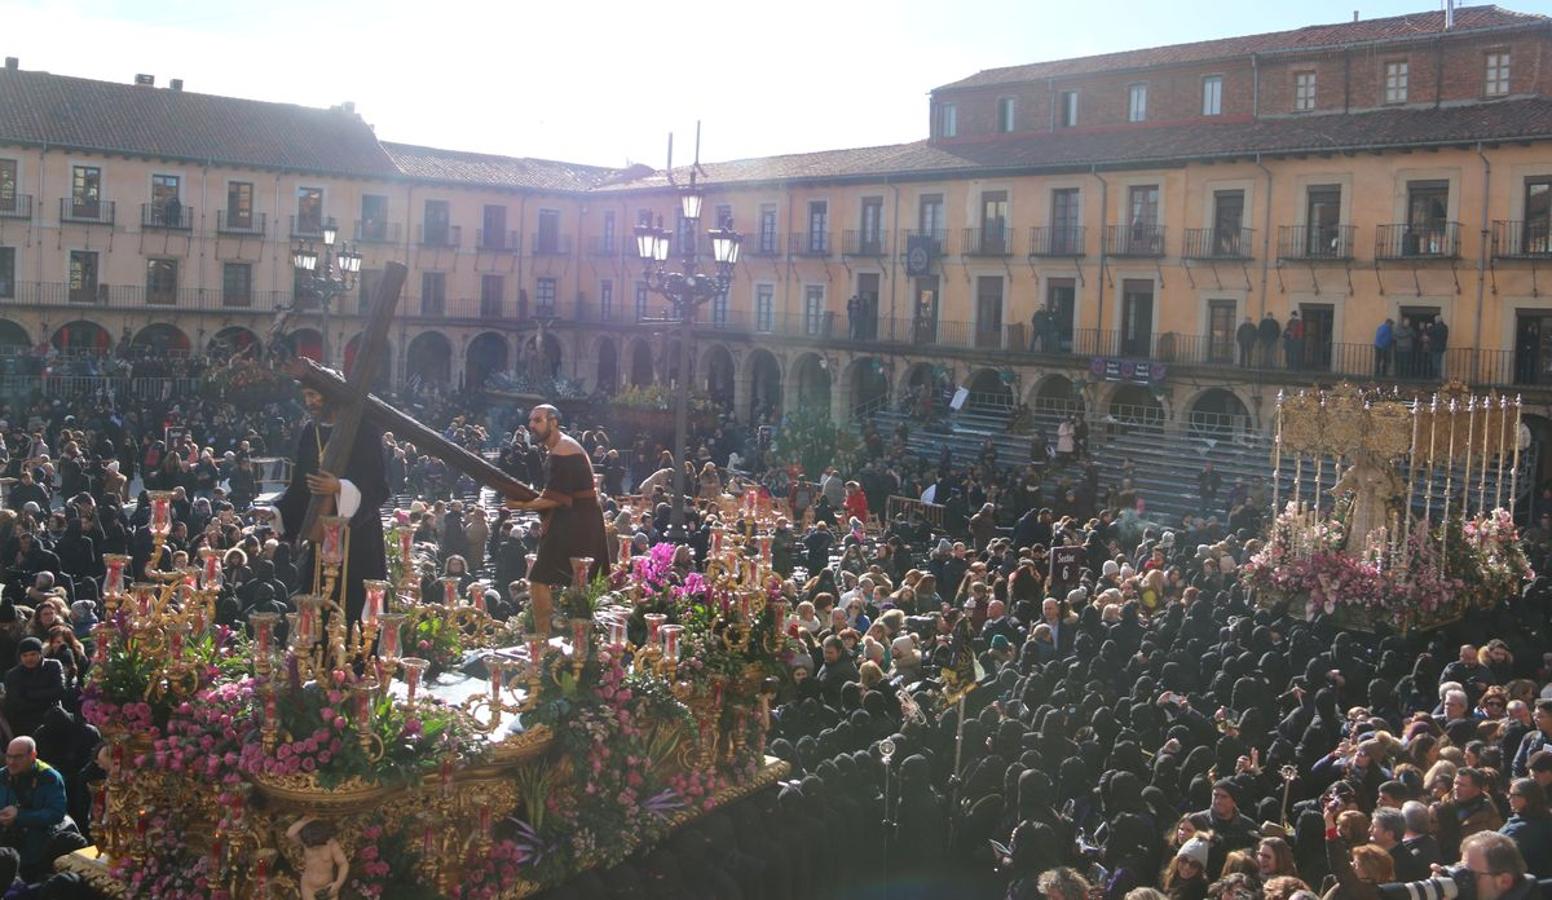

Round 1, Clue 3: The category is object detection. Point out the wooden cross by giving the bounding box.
[285,261,537,539]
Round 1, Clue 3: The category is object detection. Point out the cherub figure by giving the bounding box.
[286,815,348,899]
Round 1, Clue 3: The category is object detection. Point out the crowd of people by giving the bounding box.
[0,362,1543,898]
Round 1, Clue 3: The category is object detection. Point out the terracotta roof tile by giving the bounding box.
[938,6,1547,90]
[599,98,1552,189]
[0,67,399,176]
[380,142,623,193]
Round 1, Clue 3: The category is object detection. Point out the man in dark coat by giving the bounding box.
[267,386,389,626]
[2,639,63,738]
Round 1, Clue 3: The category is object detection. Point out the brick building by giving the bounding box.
[2,5,1552,451]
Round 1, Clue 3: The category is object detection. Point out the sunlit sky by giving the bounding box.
[5,0,1483,168]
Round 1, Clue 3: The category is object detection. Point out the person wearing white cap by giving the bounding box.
[1164,834,1212,900]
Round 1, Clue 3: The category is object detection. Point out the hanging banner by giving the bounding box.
[1089,357,1166,385]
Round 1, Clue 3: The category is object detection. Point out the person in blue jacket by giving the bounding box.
[0,736,72,879]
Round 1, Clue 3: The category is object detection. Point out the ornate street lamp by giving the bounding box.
[635,128,741,540]
[291,218,362,365]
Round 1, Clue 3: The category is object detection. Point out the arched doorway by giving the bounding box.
[629,340,655,387]
[1109,384,1166,430]
[0,320,30,357]
[1032,375,1084,417]
[130,323,191,357]
[343,333,394,393]
[288,328,324,363]
[208,326,261,360]
[1188,388,1252,438]
[847,356,890,418]
[703,345,735,412]
[406,331,453,387]
[748,349,782,423]
[664,338,694,387]
[51,321,111,356]
[966,368,1013,413]
[465,332,509,389]
[520,332,562,381]
[793,353,831,416]
[596,338,619,392]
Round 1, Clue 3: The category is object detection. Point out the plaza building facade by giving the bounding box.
[2,5,1552,440]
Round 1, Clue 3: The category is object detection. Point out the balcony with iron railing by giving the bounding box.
[353,220,402,244]
[60,198,115,226]
[217,210,267,235]
[901,228,950,258]
[1277,224,1356,261]
[1104,224,1166,257]
[789,231,832,257]
[141,202,192,231]
[0,194,32,220]
[530,233,572,256]
[587,235,627,258]
[748,231,784,257]
[7,281,294,312]
[417,224,462,249]
[1376,222,1460,260]
[1492,220,1552,259]
[290,215,327,239]
[962,226,1012,257]
[842,230,889,257]
[1028,226,1086,257]
[1183,227,1254,260]
[477,229,519,252]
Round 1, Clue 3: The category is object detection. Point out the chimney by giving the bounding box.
[340,100,356,114]
[1444,0,1455,30]
[3,58,17,71]
[1352,10,1359,22]
[169,78,183,91]
[134,73,154,86]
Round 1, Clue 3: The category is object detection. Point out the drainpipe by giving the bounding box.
[35,142,46,321]
[1473,142,1491,379]
[1254,153,1274,317]
[1251,54,1259,118]
[199,160,210,320]
[1091,166,1109,340]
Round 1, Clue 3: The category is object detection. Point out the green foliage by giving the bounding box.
[775,405,858,477]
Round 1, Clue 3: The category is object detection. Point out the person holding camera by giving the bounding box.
[1376,832,1533,900]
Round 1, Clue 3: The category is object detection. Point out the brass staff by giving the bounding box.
[1462,396,1476,519]
[1442,397,1458,574]
[1424,394,1439,524]
[1403,396,1421,554]
[1479,393,1492,514]
[1510,396,1523,518]
[1272,391,1284,523]
[1495,395,1509,510]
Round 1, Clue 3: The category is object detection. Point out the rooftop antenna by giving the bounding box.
[694,120,708,178]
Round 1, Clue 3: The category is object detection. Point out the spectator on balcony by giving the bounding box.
[1258,312,1282,367]
[1236,317,1258,368]
[846,294,862,341]
[1395,320,1416,378]
[1374,319,1395,377]
[1427,317,1449,379]
[1283,312,1304,371]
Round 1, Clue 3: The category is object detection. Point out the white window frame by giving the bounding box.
[1384,60,1409,105]
[1294,71,1317,112]
[940,103,957,138]
[1202,75,1223,116]
[755,283,775,333]
[599,278,614,320]
[1485,51,1511,97]
[1128,83,1148,122]
[996,96,1015,133]
[1058,90,1079,128]
[803,285,825,336]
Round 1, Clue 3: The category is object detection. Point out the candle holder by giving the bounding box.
[199,547,223,591]
[103,553,129,600]
[568,556,593,590]
[352,679,385,761]
[400,657,430,703]
[147,490,173,538]
[439,577,461,608]
[467,580,487,612]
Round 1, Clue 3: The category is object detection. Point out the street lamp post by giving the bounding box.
[291,218,362,366]
[635,165,741,542]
